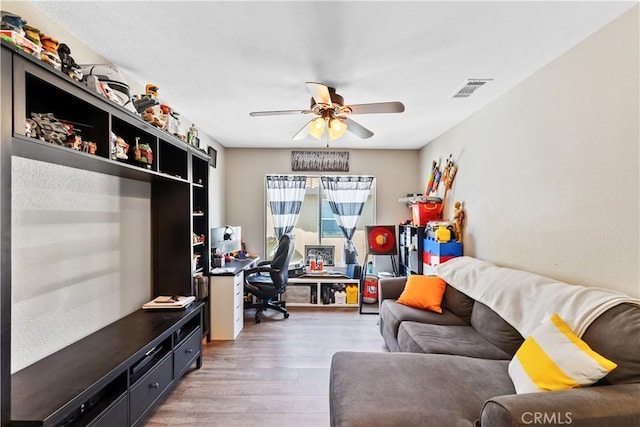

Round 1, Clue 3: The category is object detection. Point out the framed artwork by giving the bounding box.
[366,225,398,255]
[207,146,217,168]
[291,151,349,172]
[304,245,335,266]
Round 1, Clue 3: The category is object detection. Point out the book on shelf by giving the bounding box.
[142,295,195,310]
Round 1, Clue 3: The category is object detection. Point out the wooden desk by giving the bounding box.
[209,257,259,340]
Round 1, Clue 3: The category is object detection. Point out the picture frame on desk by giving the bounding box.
[304,245,335,266]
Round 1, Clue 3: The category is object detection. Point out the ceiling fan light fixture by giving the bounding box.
[328,117,347,140]
[309,117,326,140]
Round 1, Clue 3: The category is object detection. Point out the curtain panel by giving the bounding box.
[266,175,307,240]
[320,176,374,263]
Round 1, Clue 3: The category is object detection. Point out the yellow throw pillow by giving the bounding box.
[508,313,617,394]
[396,275,446,313]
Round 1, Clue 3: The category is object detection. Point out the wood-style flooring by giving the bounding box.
[144,307,386,426]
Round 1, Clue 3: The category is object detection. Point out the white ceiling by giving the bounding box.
[29,1,635,150]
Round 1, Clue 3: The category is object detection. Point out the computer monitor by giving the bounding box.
[211,226,241,255]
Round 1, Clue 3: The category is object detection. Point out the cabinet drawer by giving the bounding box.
[88,393,128,427]
[130,353,173,424]
[174,328,201,379]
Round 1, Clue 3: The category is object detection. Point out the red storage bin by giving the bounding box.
[411,201,442,226]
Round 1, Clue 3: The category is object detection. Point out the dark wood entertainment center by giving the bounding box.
[12,303,203,427]
[0,41,211,426]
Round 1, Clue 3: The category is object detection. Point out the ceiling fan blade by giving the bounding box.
[345,118,374,139]
[249,109,311,117]
[306,82,331,105]
[292,120,312,140]
[346,102,405,115]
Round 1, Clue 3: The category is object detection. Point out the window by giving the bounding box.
[265,175,376,266]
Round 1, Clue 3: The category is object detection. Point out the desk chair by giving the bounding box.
[244,234,294,323]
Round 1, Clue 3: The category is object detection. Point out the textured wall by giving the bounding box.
[419,7,639,296]
[11,158,151,372]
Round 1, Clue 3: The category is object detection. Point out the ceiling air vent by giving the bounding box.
[452,79,492,98]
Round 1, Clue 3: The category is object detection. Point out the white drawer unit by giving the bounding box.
[210,269,246,340]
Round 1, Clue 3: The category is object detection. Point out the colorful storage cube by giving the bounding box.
[422,252,457,266]
[424,237,463,257]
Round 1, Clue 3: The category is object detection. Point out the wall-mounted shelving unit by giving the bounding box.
[0,40,211,426]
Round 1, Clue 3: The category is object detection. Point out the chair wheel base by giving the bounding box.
[284,312,290,319]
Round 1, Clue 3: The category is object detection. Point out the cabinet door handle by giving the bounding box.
[150,382,159,389]
[185,348,193,354]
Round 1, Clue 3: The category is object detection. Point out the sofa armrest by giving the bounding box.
[480,383,640,427]
[378,277,407,301]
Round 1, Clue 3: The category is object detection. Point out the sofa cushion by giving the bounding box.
[398,321,513,359]
[380,299,468,338]
[380,300,467,352]
[582,303,640,385]
[471,302,523,356]
[508,313,617,394]
[397,275,446,313]
[330,352,515,427]
[442,285,475,323]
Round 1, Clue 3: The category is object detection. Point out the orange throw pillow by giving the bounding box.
[397,275,447,313]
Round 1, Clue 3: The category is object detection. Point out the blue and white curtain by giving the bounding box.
[320,176,374,264]
[266,175,307,240]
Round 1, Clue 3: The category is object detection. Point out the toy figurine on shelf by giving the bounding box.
[452,201,465,243]
[22,24,42,48]
[160,104,181,135]
[187,123,199,147]
[111,132,130,160]
[1,11,26,34]
[132,83,160,113]
[82,141,97,155]
[110,132,118,159]
[39,35,61,71]
[142,107,166,129]
[57,43,82,81]
[145,84,159,99]
[139,144,153,167]
[29,113,68,145]
[132,137,153,168]
[133,137,141,162]
[115,135,129,160]
[1,12,41,57]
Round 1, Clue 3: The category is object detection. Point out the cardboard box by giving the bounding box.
[284,285,311,304]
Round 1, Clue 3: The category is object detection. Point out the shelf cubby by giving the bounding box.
[111,116,158,172]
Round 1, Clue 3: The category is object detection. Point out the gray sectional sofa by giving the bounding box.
[330,261,640,427]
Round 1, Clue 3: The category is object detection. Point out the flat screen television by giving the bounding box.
[211,226,241,255]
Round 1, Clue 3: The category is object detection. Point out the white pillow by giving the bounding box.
[508,313,617,394]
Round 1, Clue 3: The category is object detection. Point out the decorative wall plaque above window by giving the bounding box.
[291,151,349,172]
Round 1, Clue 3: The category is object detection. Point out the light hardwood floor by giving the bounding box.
[144,306,386,426]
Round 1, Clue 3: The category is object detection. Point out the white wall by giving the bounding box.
[419,6,640,297]
[225,148,419,266]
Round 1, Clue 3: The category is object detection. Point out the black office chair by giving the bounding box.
[244,234,294,323]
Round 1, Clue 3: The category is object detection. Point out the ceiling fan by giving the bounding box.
[249,82,405,144]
